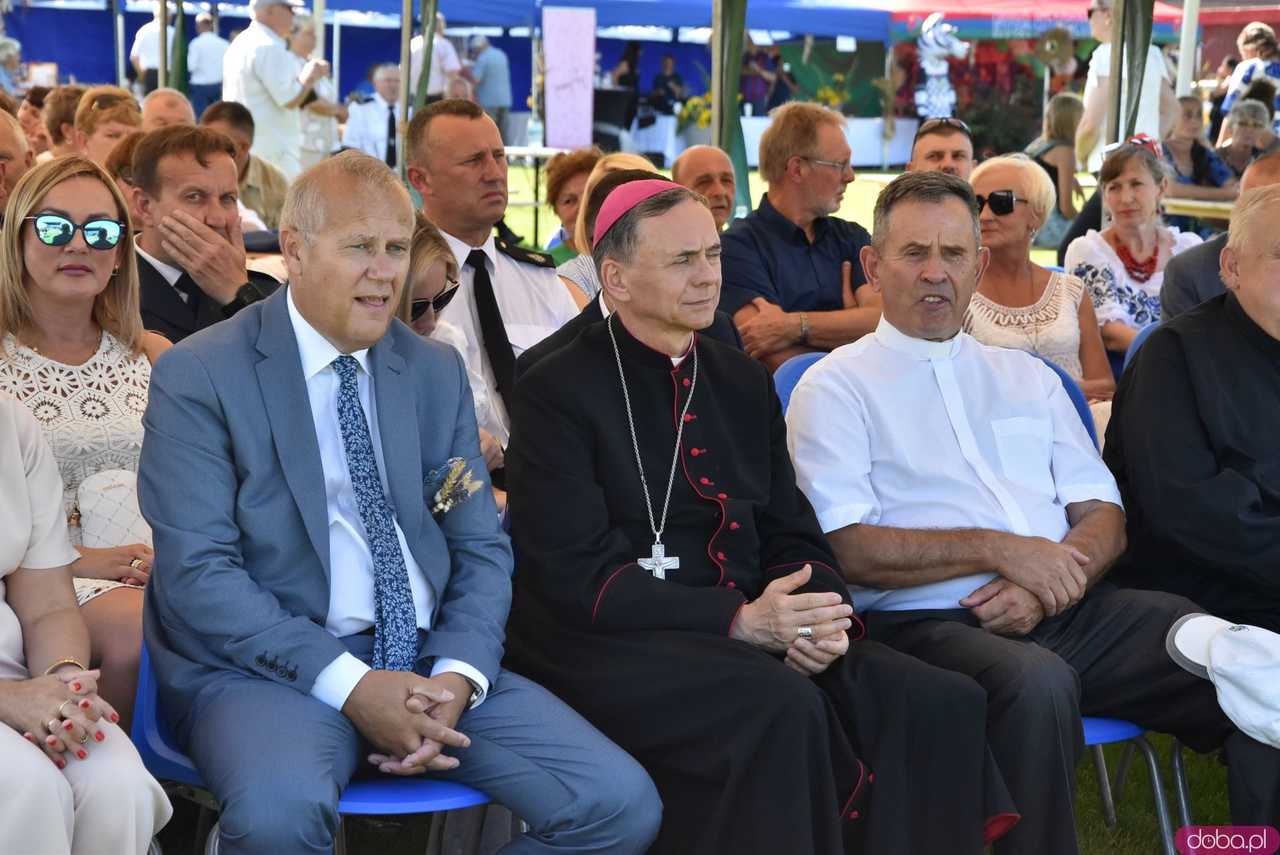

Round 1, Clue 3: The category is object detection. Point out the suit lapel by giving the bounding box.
[371,335,423,551]
[253,288,332,578]
[136,254,196,336]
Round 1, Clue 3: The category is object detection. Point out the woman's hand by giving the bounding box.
[1,672,115,768]
[478,429,505,473]
[72,544,152,585]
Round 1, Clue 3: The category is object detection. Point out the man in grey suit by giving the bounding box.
[138,152,661,855]
[1163,151,1280,319]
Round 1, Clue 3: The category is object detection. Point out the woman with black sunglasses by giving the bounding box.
[965,155,1115,402]
[0,156,171,730]
[398,214,507,501]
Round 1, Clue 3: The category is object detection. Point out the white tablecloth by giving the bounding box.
[626,114,920,169]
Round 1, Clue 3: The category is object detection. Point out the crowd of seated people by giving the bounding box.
[0,54,1278,855]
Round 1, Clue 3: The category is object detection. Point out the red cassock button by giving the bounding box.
[690,448,700,457]
[682,378,691,388]
[683,414,696,422]
[729,522,741,530]
[699,477,711,485]
[727,581,736,589]
[849,811,860,820]
[717,492,728,500]
[717,551,727,561]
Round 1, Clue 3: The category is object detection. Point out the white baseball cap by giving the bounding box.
[250,0,305,12]
[1167,614,1280,749]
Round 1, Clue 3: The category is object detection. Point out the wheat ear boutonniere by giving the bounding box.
[430,457,484,517]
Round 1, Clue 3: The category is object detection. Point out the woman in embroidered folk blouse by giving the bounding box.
[0,157,171,727]
[965,155,1115,403]
[1064,141,1202,357]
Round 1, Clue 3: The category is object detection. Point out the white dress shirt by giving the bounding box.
[786,316,1122,613]
[410,34,461,96]
[287,290,488,710]
[187,31,230,86]
[130,21,175,71]
[1082,43,1170,173]
[135,240,191,306]
[341,93,402,162]
[222,21,305,180]
[437,230,578,446]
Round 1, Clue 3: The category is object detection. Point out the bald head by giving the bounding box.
[1240,151,1280,195]
[142,88,195,131]
[671,145,736,229]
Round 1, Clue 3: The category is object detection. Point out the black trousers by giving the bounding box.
[867,583,1280,855]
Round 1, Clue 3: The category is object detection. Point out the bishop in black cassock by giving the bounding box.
[504,181,1016,854]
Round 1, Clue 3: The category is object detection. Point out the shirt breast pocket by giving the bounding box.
[990,417,1055,498]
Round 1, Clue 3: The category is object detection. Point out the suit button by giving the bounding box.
[255,654,267,666]
[287,669,298,681]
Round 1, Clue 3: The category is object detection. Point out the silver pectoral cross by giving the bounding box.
[639,542,680,580]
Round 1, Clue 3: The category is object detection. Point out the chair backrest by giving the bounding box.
[1043,264,1066,273]
[774,352,825,413]
[1035,354,1099,449]
[1123,323,1158,372]
[131,644,204,786]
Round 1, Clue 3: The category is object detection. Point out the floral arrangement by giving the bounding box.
[815,72,848,111]
[678,95,713,134]
[427,457,483,518]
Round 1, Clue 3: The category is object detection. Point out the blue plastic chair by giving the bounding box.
[773,352,825,413]
[1123,323,1158,372]
[132,645,490,852]
[1082,717,1186,855]
[1034,355,1098,450]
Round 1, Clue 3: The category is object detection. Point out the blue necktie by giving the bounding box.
[332,355,418,671]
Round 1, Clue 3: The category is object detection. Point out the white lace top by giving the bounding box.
[963,272,1087,381]
[1063,228,1201,330]
[0,332,150,541]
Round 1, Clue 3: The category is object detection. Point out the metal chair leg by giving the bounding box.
[191,805,215,855]
[1090,744,1119,828]
[1171,739,1192,830]
[147,839,163,855]
[1113,742,1137,804]
[334,816,348,855]
[203,821,219,855]
[1132,736,1177,855]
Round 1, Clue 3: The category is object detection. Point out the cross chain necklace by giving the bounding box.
[607,314,698,580]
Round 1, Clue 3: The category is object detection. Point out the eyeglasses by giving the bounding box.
[88,92,132,113]
[913,117,972,143]
[409,279,460,321]
[1102,133,1163,159]
[1087,6,1110,18]
[803,156,853,174]
[24,214,126,250]
[974,190,1029,216]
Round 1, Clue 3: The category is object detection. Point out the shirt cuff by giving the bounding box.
[1058,484,1124,510]
[310,651,371,711]
[815,502,875,535]
[431,658,490,709]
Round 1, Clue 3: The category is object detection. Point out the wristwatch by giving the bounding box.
[221,281,270,318]
[460,675,482,708]
[798,312,811,344]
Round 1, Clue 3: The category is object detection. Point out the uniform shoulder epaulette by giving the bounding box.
[496,238,555,268]
[348,93,373,105]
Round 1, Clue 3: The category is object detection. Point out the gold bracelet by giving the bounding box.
[43,658,87,677]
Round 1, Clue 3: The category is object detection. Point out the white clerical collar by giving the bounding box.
[597,291,612,318]
[440,229,496,274]
[873,314,965,361]
[135,238,184,288]
[286,287,372,380]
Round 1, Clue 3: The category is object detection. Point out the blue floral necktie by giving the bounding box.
[332,355,418,671]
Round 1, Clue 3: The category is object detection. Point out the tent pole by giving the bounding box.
[415,0,439,109]
[114,0,127,87]
[333,15,342,98]
[398,0,411,181]
[710,0,724,145]
[1176,0,1199,96]
[1105,0,1125,147]
[313,0,326,60]
[159,0,169,89]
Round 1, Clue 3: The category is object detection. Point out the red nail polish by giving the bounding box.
[94,731,105,742]
[109,713,119,723]
[71,682,81,692]
[80,699,91,710]
[55,759,65,769]
[46,736,57,746]
[64,721,74,731]
[76,749,87,760]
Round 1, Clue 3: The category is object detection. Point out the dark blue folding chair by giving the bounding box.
[132,645,490,854]
[773,352,825,412]
[1124,323,1158,372]
[1034,355,1098,449]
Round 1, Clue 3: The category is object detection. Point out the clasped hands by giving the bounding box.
[730,565,853,677]
[343,670,473,777]
[961,535,1091,637]
[8,669,119,769]
[738,261,859,359]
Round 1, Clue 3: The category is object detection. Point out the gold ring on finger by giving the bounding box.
[58,700,77,719]
[76,732,89,744]
[129,558,144,570]
[797,625,814,640]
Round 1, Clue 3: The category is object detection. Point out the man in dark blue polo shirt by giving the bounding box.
[719,102,881,371]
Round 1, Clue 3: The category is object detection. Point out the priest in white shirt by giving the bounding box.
[342,64,404,167]
[130,6,175,94]
[786,170,1280,854]
[187,13,230,118]
[221,0,328,180]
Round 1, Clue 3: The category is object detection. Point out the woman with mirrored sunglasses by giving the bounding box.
[398,214,508,501]
[965,156,1117,440]
[0,156,174,733]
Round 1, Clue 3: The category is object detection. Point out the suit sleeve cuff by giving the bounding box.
[310,652,371,711]
[431,659,491,709]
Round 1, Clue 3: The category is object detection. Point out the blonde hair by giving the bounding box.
[572,152,655,253]
[74,86,142,138]
[0,156,143,354]
[970,153,1056,229]
[759,102,846,185]
[281,150,413,241]
[399,212,458,323]
[1227,183,1280,253]
[1043,92,1084,146]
